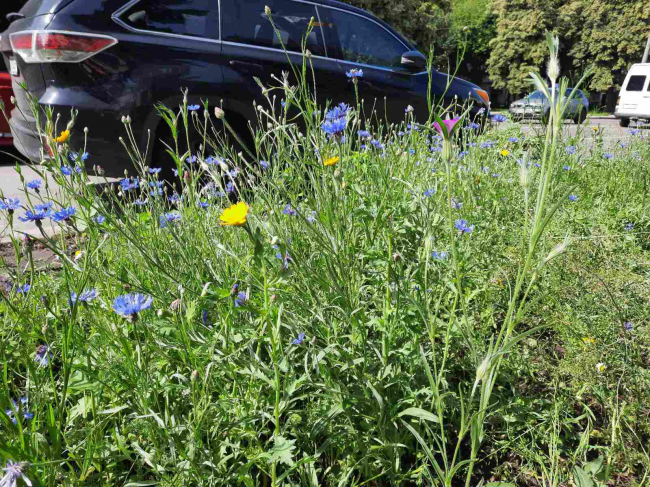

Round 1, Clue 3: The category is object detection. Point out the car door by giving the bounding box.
[620,73,648,117]
[220,0,341,130]
[317,6,423,124]
[112,0,222,154]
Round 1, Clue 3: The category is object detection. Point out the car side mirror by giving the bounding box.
[401,51,426,72]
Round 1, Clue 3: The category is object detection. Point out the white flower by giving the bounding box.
[1,461,32,487]
[596,362,606,373]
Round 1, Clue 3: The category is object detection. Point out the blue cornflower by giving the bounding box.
[492,114,507,123]
[202,309,208,326]
[451,198,462,210]
[569,194,578,202]
[187,155,197,164]
[173,168,179,177]
[630,129,640,136]
[409,149,415,155]
[197,201,209,209]
[94,215,106,224]
[60,166,73,176]
[432,250,448,261]
[458,150,468,159]
[346,69,363,78]
[1,460,32,485]
[480,141,495,149]
[0,198,21,212]
[566,146,577,155]
[16,284,31,294]
[5,397,33,425]
[292,332,306,345]
[398,131,405,137]
[69,151,89,162]
[112,293,153,319]
[259,160,269,170]
[454,219,474,233]
[51,206,76,222]
[508,137,519,143]
[624,321,633,331]
[281,100,287,108]
[149,180,163,196]
[26,179,42,191]
[226,181,235,194]
[423,188,435,197]
[407,123,419,131]
[468,122,480,130]
[357,130,371,138]
[625,222,634,231]
[149,167,161,174]
[603,153,613,160]
[563,165,570,171]
[120,177,138,191]
[276,251,293,270]
[159,212,181,228]
[234,291,248,307]
[283,204,297,217]
[492,173,501,178]
[228,167,241,179]
[70,289,97,305]
[306,210,317,223]
[34,344,51,367]
[188,104,200,111]
[205,156,220,165]
[325,103,350,120]
[169,194,181,204]
[321,117,348,137]
[371,139,385,150]
[18,206,52,223]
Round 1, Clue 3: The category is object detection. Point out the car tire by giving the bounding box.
[574,108,587,124]
[619,118,630,128]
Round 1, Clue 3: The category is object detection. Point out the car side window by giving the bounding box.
[120,0,217,39]
[324,8,406,68]
[221,0,326,56]
[626,75,646,92]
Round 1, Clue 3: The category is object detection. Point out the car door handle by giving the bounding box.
[229,60,263,73]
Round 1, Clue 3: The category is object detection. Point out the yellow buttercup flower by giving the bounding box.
[56,130,70,143]
[220,201,249,226]
[582,337,595,345]
[500,149,510,157]
[324,156,339,167]
[592,126,598,132]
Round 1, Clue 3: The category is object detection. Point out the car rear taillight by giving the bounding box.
[9,31,118,63]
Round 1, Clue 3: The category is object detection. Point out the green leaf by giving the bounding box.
[268,435,295,466]
[397,407,440,423]
[486,483,516,487]
[573,466,596,487]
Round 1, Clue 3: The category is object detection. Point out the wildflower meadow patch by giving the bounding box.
[0,33,649,486]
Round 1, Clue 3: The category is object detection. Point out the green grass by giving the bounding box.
[1,41,649,486]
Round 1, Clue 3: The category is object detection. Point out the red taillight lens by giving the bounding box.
[10,33,33,50]
[10,31,118,63]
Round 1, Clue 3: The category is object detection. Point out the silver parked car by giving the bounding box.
[509,88,589,124]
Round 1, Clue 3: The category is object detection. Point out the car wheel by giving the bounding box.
[574,108,587,124]
[619,117,630,128]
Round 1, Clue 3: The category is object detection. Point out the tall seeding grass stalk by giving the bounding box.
[3,19,648,486]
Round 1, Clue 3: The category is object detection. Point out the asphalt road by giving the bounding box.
[0,117,638,241]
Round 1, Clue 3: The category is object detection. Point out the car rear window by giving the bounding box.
[626,75,646,91]
[120,0,218,39]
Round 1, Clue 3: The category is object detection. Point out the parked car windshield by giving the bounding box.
[525,91,547,101]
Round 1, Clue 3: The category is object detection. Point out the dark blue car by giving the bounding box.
[1,0,490,175]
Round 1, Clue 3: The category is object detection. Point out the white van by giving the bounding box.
[615,64,650,127]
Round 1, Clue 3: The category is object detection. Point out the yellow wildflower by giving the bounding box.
[582,337,595,346]
[592,126,598,132]
[56,130,70,143]
[324,156,339,167]
[220,201,249,226]
[500,149,510,156]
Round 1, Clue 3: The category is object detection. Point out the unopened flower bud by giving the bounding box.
[305,49,312,59]
[214,107,225,119]
[10,96,16,104]
[190,370,199,381]
[392,252,402,262]
[264,5,271,15]
[84,127,89,134]
[170,298,182,310]
[96,165,105,176]
[183,170,190,182]
[270,236,280,246]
